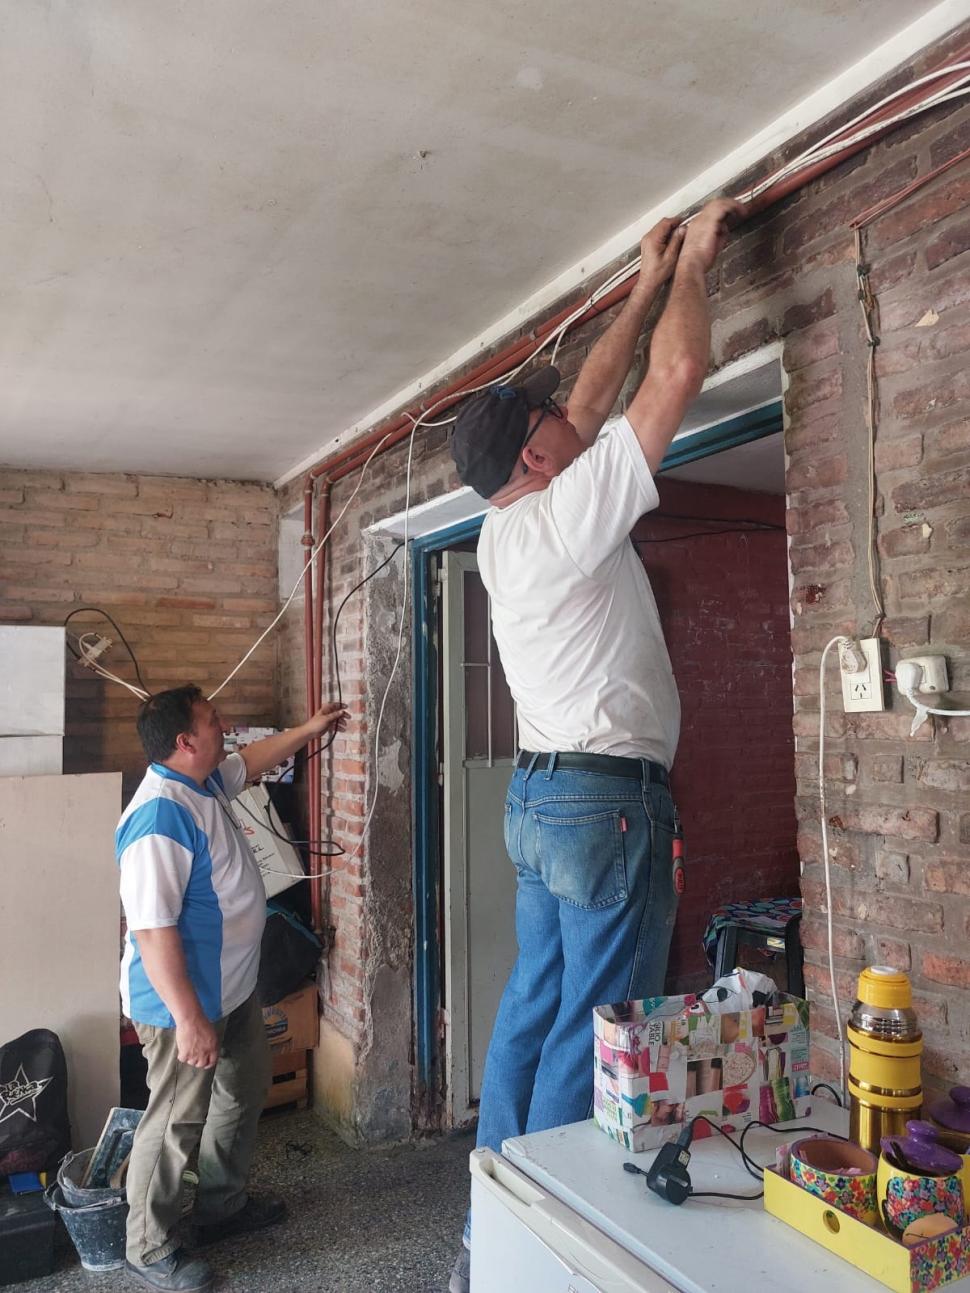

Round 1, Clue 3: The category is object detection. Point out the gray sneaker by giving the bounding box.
[125,1249,214,1292]
[448,1246,470,1293]
[193,1191,287,1247]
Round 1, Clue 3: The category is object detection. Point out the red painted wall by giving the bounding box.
[633,475,798,993]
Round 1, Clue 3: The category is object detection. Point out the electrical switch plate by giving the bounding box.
[900,655,949,693]
[840,637,886,713]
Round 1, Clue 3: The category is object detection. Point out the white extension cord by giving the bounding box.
[819,635,852,1102]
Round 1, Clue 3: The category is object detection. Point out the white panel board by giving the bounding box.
[0,773,122,1148]
[0,736,63,777]
[0,626,66,736]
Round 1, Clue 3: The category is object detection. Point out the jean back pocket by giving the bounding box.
[534,807,628,910]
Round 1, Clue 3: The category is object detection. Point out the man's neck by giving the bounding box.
[490,472,549,510]
[160,753,214,789]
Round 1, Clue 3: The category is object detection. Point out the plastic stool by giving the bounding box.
[704,898,804,998]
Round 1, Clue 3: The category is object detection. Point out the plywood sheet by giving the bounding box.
[0,773,122,1148]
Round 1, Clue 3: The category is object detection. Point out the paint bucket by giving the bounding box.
[44,1181,128,1272]
[57,1147,127,1207]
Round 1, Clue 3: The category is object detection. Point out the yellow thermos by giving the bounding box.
[847,966,922,1154]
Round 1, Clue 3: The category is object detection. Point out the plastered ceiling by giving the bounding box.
[0,0,956,482]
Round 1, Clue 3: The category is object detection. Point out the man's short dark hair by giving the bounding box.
[136,684,205,762]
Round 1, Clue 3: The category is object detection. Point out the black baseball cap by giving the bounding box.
[451,365,561,499]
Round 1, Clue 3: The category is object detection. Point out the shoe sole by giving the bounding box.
[125,1260,214,1293]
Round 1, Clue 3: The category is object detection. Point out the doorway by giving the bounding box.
[412,373,796,1126]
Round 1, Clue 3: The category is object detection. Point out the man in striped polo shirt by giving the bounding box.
[118,684,346,1293]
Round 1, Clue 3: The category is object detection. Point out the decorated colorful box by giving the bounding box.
[764,1165,970,1292]
[593,990,812,1152]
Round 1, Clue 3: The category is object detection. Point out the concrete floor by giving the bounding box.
[31,1110,475,1293]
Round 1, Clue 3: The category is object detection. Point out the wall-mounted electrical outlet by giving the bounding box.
[840,637,886,713]
[899,655,949,694]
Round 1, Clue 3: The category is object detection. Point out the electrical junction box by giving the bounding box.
[899,655,948,694]
[839,637,886,713]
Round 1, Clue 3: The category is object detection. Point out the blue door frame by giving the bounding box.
[410,401,783,1101]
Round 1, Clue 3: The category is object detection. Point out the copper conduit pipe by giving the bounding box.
[309,481,331,930]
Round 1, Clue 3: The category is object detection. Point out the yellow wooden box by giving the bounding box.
[764,1166,970,1293]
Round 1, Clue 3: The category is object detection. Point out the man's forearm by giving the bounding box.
[135,926,206,1024]
[646,253,710,394]
[240,721,314,781]
[567,275,666,445]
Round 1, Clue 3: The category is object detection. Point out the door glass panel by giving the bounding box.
[462,569,515,760]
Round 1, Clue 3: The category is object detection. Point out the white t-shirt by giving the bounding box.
[116,753,266,1026]
[478,415,680,768]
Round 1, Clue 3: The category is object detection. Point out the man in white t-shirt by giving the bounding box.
[447,199,742,1292]
[118,684,346,1293]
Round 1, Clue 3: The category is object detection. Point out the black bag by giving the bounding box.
[0,1029,71,1174]
[257,902,322,1006]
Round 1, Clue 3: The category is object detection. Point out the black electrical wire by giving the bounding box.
[654,512,785,530]
[634,528,784,546]
[810,1082,844,1107]
[64,606,150,694]
[296,541,405,774]
[230,791,344,860]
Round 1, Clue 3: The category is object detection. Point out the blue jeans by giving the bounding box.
[465,757,679,1242]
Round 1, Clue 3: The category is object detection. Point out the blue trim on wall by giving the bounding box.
[659,401,783,472]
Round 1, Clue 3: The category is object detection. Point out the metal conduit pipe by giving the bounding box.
[298,49,970,932]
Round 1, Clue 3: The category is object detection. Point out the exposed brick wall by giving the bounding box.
[634,478,797,993]
[289,29,970,1127]
[0,469,278,800]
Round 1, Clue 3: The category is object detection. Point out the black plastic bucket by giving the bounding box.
[44,1182,128,1272]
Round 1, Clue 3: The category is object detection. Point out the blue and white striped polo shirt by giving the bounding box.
[117,754,266,1027]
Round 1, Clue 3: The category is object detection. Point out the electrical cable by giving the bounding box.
[634,528,784,546]
[64,606,151,694]
[295,541,406,776]
[819,635,853,1102]
[230,793,344,859]
[811,1082,845,1107]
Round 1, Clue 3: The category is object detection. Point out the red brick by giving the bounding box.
[892,465,970,513]
[869,755,903,784]
[881,616,929,647]
[878,524,929,557]
[852,893,942,931]
[924,857,970,896]
[789,539,853,574]
[930,419,970,458]
[916,760,970,793]
[925,216,970,271]
[783,321,840,372]
[873,937,911,971]
[0,489,25,505]
[922,952,970,990]
[786,453,848,492]
[786,498,850,537]
[157,595,218,611]
[874,435,923,472]
[836,804,938,841]
[23,490,99,511]
[785,366,842,417]
[870,171,970,250]
[782,287,837,334]
[65,474,138,496]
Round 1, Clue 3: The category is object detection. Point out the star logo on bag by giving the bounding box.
[0,1064,53,1125]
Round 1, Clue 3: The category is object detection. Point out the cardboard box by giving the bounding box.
[764,1164,970,1292]
[593,991,812,1153]
[262,982,319,1055]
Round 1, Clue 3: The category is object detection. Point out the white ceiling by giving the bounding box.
[0,1,957,482]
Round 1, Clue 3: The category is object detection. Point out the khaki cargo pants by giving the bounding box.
[126,992,271,1266]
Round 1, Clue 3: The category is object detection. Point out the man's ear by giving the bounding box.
[174,730,196,755]
[522,442,554,478]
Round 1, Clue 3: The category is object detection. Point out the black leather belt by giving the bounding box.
[515,750,668,786]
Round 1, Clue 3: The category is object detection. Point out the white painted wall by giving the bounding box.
[0,773,122,1148]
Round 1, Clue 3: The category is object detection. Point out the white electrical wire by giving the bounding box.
[819,635,852,1102]
[347,414,420,861]
[207,429,394,702]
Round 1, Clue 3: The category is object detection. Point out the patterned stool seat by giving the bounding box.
[703,896,803,997]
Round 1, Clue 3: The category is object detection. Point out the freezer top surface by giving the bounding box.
[501,1105,970,1293]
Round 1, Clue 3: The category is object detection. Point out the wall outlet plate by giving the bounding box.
[840,637,886,713]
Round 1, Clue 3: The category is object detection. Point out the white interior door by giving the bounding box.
[442,549,519,1124]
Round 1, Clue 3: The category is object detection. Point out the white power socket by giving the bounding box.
[899,655,949,694]
[839,637,886,713]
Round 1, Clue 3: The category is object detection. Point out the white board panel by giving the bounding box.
[0,773,122,1148]
[0,736,63,777]
[0,626,66,736]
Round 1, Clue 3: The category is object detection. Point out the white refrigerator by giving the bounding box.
[469,1105,970,1293]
